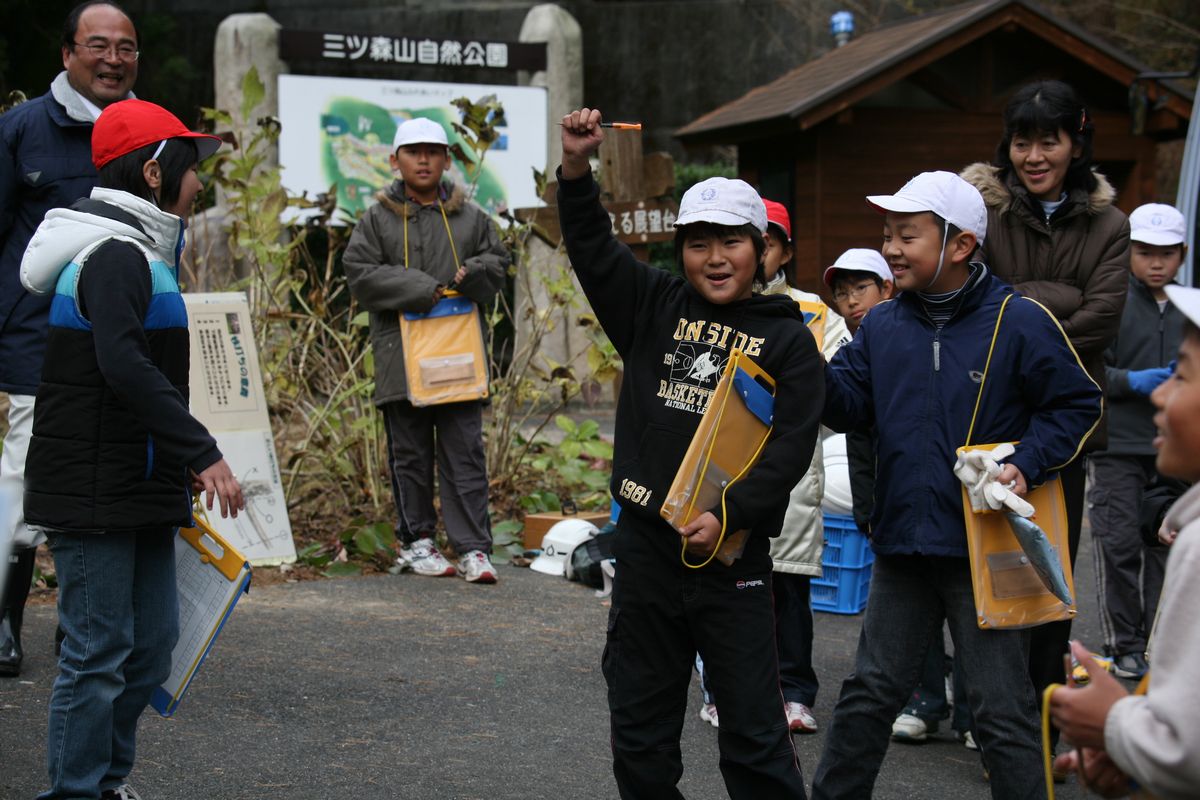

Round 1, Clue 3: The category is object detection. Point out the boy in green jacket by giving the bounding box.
[344,117,509,583]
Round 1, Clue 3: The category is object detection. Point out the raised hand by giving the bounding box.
[560,108,605,180]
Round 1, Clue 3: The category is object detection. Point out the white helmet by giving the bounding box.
[529,519,599,577]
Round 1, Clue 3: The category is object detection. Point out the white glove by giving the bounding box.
[954,444,1034,517]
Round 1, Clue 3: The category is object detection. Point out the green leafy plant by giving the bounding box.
[194,67,388,551]
[192,87,618,574]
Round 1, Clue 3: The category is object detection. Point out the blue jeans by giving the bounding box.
[41,529,178,799]
[812,554,1044,800]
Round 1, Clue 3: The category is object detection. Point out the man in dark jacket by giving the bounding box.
[0,0,138,677]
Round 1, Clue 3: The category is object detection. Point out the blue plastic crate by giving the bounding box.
[821,514,874,569]
[812,514,874,614]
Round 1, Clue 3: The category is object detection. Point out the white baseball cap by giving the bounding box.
[867,171,988,245]
[529,519,598,577]
[675,177,768,233]
[393,117,449,151]
[1165,284,1200,329]
[1130,203,1186,246]
[823,248,893,287]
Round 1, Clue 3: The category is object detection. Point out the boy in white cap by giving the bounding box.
[559,108,821,799]
[823,249,894,336]
[1086,202,1189,678]
[1050,284,1200,800]
[811,171,1103,800]
[344,116,509,583]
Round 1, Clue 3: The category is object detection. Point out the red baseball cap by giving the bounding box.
[92,99,222,170]
[761,198,792,242]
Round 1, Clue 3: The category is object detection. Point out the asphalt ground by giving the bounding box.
[2,531,1116,800]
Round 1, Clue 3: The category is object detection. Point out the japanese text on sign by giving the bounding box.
[279,30,547,72]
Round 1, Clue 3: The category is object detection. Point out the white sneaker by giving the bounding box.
[785,701,818,733]
[699,702,719,728]
[102,785,143,800]
[891,713,937,742]
[961,730,979,751]
[458,550,498,584]
[397,538,455,577]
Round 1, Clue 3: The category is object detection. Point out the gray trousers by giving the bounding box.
[382,399,492,554]
[1087,454,1168,656]
[812,554,1044,800]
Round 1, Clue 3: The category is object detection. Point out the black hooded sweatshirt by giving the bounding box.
[557,170,823,540]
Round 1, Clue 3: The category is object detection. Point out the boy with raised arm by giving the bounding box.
[559,108,822,799]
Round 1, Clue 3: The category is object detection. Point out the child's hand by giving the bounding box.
[680,512,722,557]
[1054,748,1130,798]
[1049,640,1130,750]
[451,265,467,286]
[193,459,245,519]
[995,463,1028,496]
[560,108,605,180]
[1158,520,1179,546]
[1127,366,1173,396]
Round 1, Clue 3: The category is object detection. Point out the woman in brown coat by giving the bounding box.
[961,78,1129,759]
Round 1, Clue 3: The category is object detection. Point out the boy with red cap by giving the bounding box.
[761,197,849,734]
[20,98,242,800]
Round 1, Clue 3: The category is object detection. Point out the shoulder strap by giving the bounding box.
[965,293,1014,448]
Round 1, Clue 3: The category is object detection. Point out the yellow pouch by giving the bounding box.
[399,290,489,407]
[796,298,827,346]
[660,348,775,568]
[961,295,1076,629]
[959,444,1076,629]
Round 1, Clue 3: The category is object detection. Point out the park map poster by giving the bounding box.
[277,75,548,221]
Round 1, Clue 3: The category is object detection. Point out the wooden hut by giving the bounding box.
[676,0,1193,293]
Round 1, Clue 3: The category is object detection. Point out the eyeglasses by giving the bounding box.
[832,281,879,303]
[72,40,139,62]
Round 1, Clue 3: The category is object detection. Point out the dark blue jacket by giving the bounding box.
[0,85,98,394]
[824,267,1102,557]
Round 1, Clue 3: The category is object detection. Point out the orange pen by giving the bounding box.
[560,121,642,130]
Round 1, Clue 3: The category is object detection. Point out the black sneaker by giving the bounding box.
[1113,652,1148,680]
[0,612,22,677]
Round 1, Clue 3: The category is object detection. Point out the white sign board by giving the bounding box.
[185,293,296,565]
[277,74,548,221]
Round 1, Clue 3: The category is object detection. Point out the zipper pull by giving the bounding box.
[933,339,941,372]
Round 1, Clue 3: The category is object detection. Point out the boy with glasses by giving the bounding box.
[824,249,894,336]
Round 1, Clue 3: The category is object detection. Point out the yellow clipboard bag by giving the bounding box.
[392,195,488,407]
[399,290,489,406]
[660,348,776,568]
[960,295,1077,630]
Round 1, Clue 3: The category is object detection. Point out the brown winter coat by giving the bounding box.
[343,180,509,405]
[960,162,1128,450]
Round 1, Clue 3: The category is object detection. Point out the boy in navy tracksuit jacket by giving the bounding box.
[810,172,1102,800]
[1088,203,1189,677]
[559,109,822,799]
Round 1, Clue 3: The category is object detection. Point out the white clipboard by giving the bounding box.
[151,516,252,717]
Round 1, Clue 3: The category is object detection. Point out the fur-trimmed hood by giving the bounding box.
[960,161,1117,218]
[374,179,467,219]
